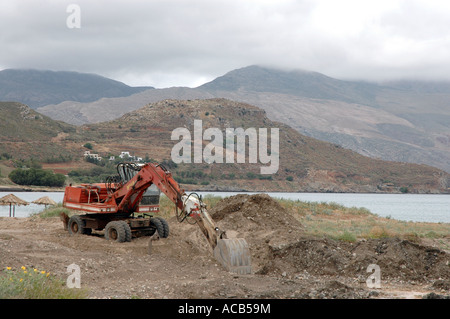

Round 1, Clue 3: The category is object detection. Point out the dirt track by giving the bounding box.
[0,194,449,299]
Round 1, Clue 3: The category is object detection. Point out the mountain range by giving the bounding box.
[1,66,449,175]
[0,69,151,108]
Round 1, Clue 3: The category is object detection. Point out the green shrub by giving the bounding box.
[337,231,357,242]
[246,172,257,179]
[9,168,66,187]
[83,143,93,150]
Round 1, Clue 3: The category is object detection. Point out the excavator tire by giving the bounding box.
[105,220,130,242]
[150,217,169,238]
[213,238,252,275]
[121,221,132,242]
[155,217,169,238]
[68,215,91,236]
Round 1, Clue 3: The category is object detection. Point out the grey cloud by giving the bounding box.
[1,0,450,87]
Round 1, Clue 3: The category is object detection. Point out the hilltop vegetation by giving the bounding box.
[0,102,79,163]
[0,102,74,140]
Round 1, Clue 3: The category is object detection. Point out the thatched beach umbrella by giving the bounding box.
[32,196,57,208]
[0,194,29,217]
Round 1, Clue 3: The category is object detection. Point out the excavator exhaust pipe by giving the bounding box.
[213,238,252,275]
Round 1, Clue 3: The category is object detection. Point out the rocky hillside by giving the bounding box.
[82,99,450,193]
[1,99,448,193]
[0,102,79,161]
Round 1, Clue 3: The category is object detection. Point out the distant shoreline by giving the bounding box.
[0,186,65,193]
[1,185,449,195]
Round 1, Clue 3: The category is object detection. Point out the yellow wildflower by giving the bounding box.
[6,267,11,270]
[33,268,38,272]
[41,270,46,274]
[19,278,23,282]
[23,270,27,274]
[21,266,26,270]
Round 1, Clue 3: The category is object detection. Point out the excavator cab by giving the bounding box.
[115,162,161,214]
[136,184,160,214]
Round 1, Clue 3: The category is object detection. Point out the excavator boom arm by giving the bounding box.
[110,163,184,212]
[112,162,252,274]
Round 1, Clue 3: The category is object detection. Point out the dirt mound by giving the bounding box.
[208,193,305,272]
[208,194,449,284]
[350,238,449,282]
[258,237,449,283]
[210,193,303,232]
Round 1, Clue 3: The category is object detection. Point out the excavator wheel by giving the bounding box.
[150,217,169,238]
[68,215,91,236]
[213,238,252,275]
[155,217,169,238]
[104,220,131,242]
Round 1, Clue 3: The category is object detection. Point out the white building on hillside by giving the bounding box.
[84,150,102,161]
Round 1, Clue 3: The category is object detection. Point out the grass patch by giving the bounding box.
[366,225,393,239]
[0,266,88,299]
[31,203,72,218]
[335,231,357,242]
[274,198,450,243]
[162,194,449,244]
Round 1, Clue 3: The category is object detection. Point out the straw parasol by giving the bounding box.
[32,196,57,208]
[0,194,29,217]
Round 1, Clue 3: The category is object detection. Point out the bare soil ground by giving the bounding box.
[0,194,449,299]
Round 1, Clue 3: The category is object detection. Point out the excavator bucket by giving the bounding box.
[213,238,252,274]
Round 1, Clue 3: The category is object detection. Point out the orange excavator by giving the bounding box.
[62,162,251,274]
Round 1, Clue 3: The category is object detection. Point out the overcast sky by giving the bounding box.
[1,0,450,87]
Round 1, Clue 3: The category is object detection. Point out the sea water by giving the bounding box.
[0,191,448,223]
